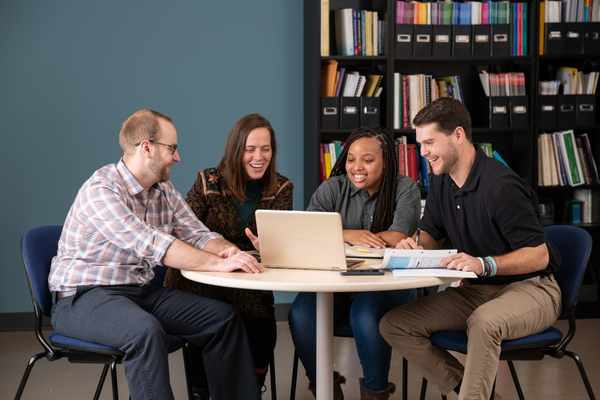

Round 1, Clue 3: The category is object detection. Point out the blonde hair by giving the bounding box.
[119,108,173,154]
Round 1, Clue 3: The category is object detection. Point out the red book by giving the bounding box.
[398,143,406,176]
[407,144,418,182]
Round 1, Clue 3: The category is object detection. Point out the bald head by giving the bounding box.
[119,109,173,155]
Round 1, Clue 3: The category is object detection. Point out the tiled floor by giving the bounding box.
[3,319,599,399]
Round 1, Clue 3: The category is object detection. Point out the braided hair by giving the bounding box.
[330,129,398,233]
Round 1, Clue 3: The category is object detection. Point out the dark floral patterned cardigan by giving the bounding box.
[164,167,293,320]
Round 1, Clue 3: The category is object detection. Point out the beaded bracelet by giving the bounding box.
[484,256,497,277]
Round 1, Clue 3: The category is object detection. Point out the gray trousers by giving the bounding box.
[51,284,259,400]
[380,275,561,400]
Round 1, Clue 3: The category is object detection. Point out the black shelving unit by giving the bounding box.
[304,0,540,201]
[305,0,600,314]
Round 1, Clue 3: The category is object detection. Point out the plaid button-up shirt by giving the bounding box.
[49,160,222,294]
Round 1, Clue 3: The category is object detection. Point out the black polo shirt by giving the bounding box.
[419,148,555,284]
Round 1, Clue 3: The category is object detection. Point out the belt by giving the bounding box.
[56,290,76,300]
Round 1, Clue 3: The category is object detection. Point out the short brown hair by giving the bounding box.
[218,113,278,201]
[119,109,173,154]
[413,98,472,141]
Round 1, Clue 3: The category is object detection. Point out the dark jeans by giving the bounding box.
[51,284,259,400]
[288,290,416,391]
[187,315,277,388]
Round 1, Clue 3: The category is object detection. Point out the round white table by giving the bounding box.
[181,268,459,400]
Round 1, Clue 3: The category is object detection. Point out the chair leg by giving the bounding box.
[269,354,277,400]
[507,361,525,400]
[289,350,299,400]
[14,352,45,400]
[419,377,427,400]
[402,357,408,400]
[93,363,110,400]
[110,359,119,400]
[564,350,597,400]
[181,343,196,400]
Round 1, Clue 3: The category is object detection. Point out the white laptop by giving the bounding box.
[255,210,352,271]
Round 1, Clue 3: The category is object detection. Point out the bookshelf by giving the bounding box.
[304,0,539,201]
[304,0,600,314]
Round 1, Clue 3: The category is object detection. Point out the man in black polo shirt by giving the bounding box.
[379,98,561,400]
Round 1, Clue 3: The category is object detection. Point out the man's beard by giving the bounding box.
[149,159,170,182]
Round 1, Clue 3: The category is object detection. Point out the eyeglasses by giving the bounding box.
[136,139,179,155]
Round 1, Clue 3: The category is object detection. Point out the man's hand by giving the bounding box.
[244,228,260,251]
[215,251,264,273]
[218,246,241,258]
[441,253,483,275]
[344,229,387,248]
[395,236,423,250]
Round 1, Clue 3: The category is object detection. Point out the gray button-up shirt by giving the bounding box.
[306,175,420,234]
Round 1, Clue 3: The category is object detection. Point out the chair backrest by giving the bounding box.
[21,225,63,317]
[545,225,592,316]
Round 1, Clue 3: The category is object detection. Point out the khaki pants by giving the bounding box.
[379,275,561,400]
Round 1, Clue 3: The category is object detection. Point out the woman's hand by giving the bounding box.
[343,229,387,248]
[245,228,261,251]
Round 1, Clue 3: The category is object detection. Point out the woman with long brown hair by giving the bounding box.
[165,113,293,393]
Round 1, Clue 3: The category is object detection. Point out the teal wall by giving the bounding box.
[0,1,302,312]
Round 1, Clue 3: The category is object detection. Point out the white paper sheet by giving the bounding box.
[392,269,477,278]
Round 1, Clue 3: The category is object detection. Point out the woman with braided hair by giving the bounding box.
[288,129,420,400]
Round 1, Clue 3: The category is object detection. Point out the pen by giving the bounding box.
[415,228,421,246]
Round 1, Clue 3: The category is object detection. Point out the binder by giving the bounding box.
[544,23,565,55]
[413,25,432,57]
[563,23,584,55]
[583,23,600,55]
[576,95,596,127]
[452,25,472,57]
[473,25,491,57]
[490,25,510,56]
[395,24,413,57]
[538,96,558,130]
[320,97,339,130]
[557,95,577,129]
[360,97,381,128]
[489,97,509,128]
[340,97,360,129]
[432,25,452,57]
[509,96,528,129]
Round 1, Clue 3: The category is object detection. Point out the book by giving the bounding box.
[345,244,384,259]
[320,0,329,56]
[560,130,585,186]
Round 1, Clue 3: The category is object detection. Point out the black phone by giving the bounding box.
[340,269,385,276]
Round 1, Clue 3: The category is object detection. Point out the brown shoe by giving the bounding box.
[308,371,346,400]
[359,378,396,400]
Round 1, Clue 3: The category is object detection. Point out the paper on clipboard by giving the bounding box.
[392,269,477,278]
[383,249,477,278]
[383,249,457,269]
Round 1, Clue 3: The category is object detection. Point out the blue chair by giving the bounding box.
[15,225,194,400]
[418,225,596,400]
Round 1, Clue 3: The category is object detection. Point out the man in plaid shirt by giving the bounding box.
[49,109,263,400]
